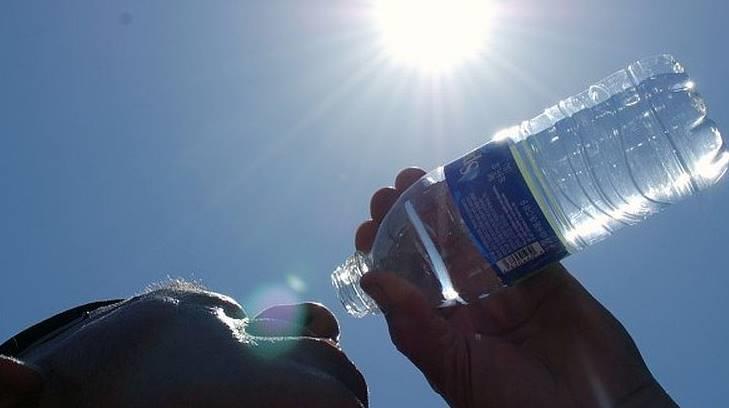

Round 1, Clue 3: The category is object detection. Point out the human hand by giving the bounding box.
[356,168,678,408]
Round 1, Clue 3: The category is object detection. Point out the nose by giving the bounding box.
[251,302,340,342]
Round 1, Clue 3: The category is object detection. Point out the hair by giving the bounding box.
[140,277,209,295]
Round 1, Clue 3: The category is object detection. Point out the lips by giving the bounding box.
[246,306,366,404]
[256,337,369,407]
[230,301,367,405]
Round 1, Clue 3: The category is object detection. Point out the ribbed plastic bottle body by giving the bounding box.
[509,54,728,251]
[332,55,728,318]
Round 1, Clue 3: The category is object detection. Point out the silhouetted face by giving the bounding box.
[10,286,368,407]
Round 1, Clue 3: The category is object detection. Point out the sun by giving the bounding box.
[373,0,495,73]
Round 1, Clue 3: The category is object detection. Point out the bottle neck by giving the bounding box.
[331,252,380,318]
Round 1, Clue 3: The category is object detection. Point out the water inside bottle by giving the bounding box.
[512,72,728,250]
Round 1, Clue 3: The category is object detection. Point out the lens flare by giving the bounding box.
[286,274,308,293]
[245,285,300,320]
[245,285,303,359]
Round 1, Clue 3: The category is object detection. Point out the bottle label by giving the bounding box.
[444,140,567,285]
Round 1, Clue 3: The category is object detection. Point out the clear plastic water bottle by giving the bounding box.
[332,55,729,318]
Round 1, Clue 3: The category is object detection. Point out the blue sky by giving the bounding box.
[2,0,728,406]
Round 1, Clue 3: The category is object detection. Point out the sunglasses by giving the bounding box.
[0,299,124,358]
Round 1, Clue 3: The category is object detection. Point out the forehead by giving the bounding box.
[5,287,247,362]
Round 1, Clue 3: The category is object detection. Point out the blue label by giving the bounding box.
[444,140,567,285]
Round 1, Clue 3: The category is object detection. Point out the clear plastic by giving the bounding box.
[332,55,728,317]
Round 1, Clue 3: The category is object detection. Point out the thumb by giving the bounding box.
[360,271,455,385]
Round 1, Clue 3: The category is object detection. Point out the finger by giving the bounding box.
[395,167,426,192]
[360,271,453,382]
[370,187,399,223]
[355,220,378,252]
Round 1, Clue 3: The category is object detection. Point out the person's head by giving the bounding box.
[0,281,367,407]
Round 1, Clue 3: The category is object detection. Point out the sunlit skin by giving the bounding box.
[355,168,678,408]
